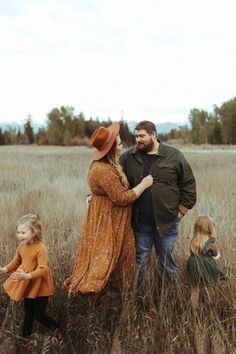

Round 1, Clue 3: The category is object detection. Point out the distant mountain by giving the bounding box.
[0,121,22,132]
[0,121,45,133]
[127,120,190,134]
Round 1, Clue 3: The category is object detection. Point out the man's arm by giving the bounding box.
[178,152,197,214]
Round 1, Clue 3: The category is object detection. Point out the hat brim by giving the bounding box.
[93,123,120,160]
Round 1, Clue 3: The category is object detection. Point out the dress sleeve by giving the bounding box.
[205,239,220,257]
[5,248,22,272]
[99,165,137,206]
[211,244,220,257]
[30,245,48,279]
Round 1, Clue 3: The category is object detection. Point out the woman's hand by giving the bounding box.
[141,175,153,189]
[10,269,31,281]
[132,175,153,197]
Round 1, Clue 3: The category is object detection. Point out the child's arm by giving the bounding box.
[212,246,220,260]
[208,243,220,260]
[30,245,48,279]
[11,245,48,282]
[9,249,30,281]
[0,267,7,275]
[1,249,22,274]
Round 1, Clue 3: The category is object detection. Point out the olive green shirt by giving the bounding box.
[119,141,197,235]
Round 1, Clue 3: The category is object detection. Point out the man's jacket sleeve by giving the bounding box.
[178,152,197,212]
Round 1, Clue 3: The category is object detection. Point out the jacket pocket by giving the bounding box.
[156,164,177,182]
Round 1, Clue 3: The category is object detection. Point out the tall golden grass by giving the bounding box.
[0,145,236,354]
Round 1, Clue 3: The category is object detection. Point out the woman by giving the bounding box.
[64,123,153,294]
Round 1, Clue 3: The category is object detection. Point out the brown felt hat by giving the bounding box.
[91,123,120,160]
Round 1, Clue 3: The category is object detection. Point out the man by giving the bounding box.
[119,120,196,283]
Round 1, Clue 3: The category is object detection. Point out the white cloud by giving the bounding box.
[0,0,236,124]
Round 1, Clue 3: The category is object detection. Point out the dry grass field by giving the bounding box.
[0,145,236,354]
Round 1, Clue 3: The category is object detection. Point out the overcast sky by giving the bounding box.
[0,0,235,125]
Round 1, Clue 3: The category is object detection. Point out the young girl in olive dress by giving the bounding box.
[185,215,226,309]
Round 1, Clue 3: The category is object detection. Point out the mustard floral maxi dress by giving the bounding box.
[64,161,138,294]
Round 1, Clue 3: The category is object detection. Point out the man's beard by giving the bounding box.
[137,139,154,152]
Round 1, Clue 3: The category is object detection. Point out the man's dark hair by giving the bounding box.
[135,120,157,136]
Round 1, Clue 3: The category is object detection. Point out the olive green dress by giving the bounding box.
[185,239,226,286]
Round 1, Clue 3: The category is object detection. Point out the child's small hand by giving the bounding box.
[86,194,92,209]
[10,269,31,281]
[177,211,185,219]
[0,267,7,275]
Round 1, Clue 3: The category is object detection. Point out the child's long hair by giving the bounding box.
[17,213,42,241]
[189,215,215,255]
[88,138,129,188]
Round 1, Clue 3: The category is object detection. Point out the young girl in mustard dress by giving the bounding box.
[0,214,60,337]
[185,215,226,309]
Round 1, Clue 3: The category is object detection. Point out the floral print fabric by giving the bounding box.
[64,161,137,294]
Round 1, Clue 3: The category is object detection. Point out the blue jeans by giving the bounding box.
[135,219,180,282]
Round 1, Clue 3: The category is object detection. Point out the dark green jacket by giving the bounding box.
[119,142,197,235]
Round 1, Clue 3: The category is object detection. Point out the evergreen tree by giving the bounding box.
[24,116,35,144]
[0,128,5,145]
[119,121,135,146]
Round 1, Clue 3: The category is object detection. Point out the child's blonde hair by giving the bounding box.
[189,215,215,255]
[17,213,42,241]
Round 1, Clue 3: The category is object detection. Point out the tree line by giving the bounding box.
[0,97,236,146]
[0,108,134,147]
[161,97,236,145]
